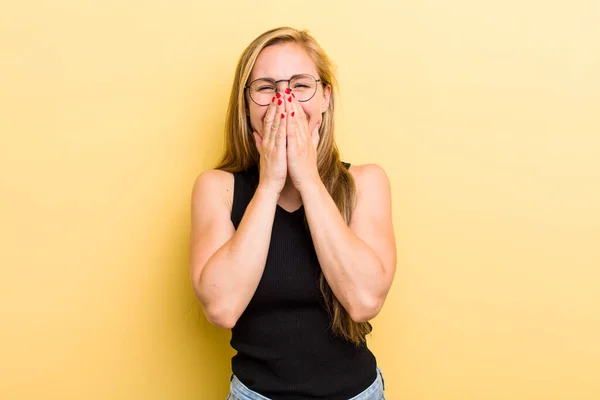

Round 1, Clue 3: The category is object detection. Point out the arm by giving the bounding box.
[189,169,279,329]
[300,163,397,322]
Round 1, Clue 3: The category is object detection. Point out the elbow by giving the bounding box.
[206,311,237,329]
[192,285,239,329]
[348,295,384,323]
[201,301,239,329]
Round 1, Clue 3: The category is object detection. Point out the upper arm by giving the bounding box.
[348,163,397,291]
[189,169,236,294]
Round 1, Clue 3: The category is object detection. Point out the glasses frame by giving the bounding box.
[244,73,322,106]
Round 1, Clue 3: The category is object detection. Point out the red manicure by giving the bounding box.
[288,96,292,102]
[278,99,282,105]
[291,111,295,117]
[276,92,281,98]
[272,96,275,102]
[292,93,295,98]
[285,88,291,94]
[281,113,285,119]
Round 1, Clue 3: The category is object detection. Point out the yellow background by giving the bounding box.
[1,1,599,399]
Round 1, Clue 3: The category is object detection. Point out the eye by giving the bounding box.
[256,85,275,92]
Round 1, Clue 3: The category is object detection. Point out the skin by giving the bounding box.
[189,42,397,328]
[247,42,332,209]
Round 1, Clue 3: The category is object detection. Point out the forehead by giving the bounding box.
[250,42,318,81]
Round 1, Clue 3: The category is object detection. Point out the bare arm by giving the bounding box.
[300,163,397,322]
[189,169,279,329]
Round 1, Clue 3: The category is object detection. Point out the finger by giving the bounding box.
[262,96,278,143]
[289,94,308,145]
[285,89,293,108]
[276,111,287,151]
[291,93,308,123]
[286,93,298,146]
[285,91,296,118]
[268,93,285,146]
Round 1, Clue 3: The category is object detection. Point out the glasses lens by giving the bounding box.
[249,79,276,106]
[290,75,317,102]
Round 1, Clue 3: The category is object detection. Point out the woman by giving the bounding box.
[190,27,396,400]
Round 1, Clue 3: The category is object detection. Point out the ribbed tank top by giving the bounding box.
[229,162,377,400]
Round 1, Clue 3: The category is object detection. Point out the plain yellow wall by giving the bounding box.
[1,1,599,399]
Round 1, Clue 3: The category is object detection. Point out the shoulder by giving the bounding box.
[347,163,391,194]
[191,169,235,212]
[193,168,233,185]
[192,168,234,193]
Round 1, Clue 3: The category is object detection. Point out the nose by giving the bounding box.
[274,79,291,94]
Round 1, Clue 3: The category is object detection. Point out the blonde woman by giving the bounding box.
[190,27,396,400]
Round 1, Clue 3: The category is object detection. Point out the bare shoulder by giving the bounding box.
[347,162,393,228]
[347,163,391,198]
[191,168,235,213]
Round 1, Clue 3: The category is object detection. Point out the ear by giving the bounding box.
[320,84,332,113]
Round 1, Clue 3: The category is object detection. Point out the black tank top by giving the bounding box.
[229,162,377,400]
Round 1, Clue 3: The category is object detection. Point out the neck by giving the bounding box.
[280,174,301,200]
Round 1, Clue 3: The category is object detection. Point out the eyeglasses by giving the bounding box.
[244,74,321,106]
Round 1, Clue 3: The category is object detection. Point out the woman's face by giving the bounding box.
[246,42,331,138]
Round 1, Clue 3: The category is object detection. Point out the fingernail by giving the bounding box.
[292,93,295,98]
[291,111,295,117]
[285,88,291,94]
[278,99,282,105]
[272,96,275,102]
[288,96,292,102]
[281,113,285,119]
[276,93,281,99]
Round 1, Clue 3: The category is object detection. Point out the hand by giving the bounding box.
[284,91,321,192]
[252,94,287,195]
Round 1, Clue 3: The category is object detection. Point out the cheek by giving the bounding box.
[249,106,268,134]
[300,103,320,124]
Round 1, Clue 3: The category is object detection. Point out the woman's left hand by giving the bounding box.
[284,91,321,192]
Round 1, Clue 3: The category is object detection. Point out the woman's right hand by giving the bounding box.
[252,94,288,195]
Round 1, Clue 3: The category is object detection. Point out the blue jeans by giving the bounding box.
[226,367,386,400]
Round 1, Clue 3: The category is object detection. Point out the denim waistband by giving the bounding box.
[227,367,385,400]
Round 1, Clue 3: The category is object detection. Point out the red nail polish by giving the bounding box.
[288,96,292,102]
[276,92,281,98]
[285,88,291,94]
[292,93,295,98]
[281,113,285,119]
[272,96,275,102]
[278,99,282,105]
[291,111,295,117]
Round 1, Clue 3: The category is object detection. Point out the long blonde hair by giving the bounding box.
[214,27,371,345]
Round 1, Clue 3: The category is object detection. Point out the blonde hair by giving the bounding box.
[215,27,371,345]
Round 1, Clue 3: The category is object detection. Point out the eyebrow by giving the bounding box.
[251,74,310,82]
